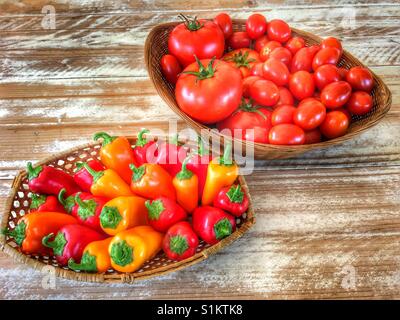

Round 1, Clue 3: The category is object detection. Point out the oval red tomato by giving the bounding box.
[346,91,373,115]
[160,54,182,84]
[321,37,342,55]
[269,124,305,145]
[246,14,267,39]
[213,13,233,39]
[320,81,352,109]
[228,31,251,49]
[293,99,326,130]
[276,87,295,106]
[222,49,261,78]
[289,71,315,100]
[312,47,341,71]
[263,58,290,86]
[291,45,320,73]
[320,110,349,139]
[168,18,225,67]
[271,105,296,126]
[314,64,341,91]
[242,75,262,98]
[249,79,280,107]
[175,59,242,124]
[267,19,291,43]
[304,129,322,144]
[346,66,374,92]
[254,35,270,52]
[259,41,282,62]
[269,47,292,68]
[285,36,305,55]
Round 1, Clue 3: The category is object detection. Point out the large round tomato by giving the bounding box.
[320,81,352,108]
[259,41,281,62]
[242,75,262,98]
[285,36,305,55]
[291,45,320,73]
[213,13,233,39]
[249,79,280,107]
[293,99,326,130]
[346,66,374,92]
[346,91,373,115]
[289,71,315,100]
[321,37,342,55]
[160,54,182,84]
[271,105,296,125]
[246,14,267,39]
[276,87,294,106]
[314,64,341,90]
[270,47,292,68]
[312,47,341,71]
[254,35,270,52]
[228,31,251,49]
[222,49,261,78]
[263,58,290,86]
[320,110,349,139]
[267,19,291,43]
[269,124,305,145]
[168,17,225,67]
[175,59,242,124]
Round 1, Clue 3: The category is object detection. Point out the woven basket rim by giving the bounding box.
[0,137,255,284]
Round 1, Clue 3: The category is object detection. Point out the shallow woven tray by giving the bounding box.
[0,137,255,283]
[145,19,392,160]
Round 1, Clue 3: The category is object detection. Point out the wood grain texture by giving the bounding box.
[0,0,399,299]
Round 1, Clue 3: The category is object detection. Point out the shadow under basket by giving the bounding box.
[145,19,392,160]
[0,138,255,284]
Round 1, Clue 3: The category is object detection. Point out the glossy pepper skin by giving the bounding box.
[145,196,187,232]
[172,157,198,213]
[73,160,105,192]
[99,196,148,236]
[186,136,213,200]
[129,163,176,200]
[1,212,78,254]
[155,135,188,177]
[93,132,138,184]
[26,162,80,197]
[192,206,236,245]
[213,184,249,217]
[29,193,66,213]
[133,129,157,165]
[109,226,163,273]
[83,163,132,199]
[202,143,239,205]
[68,237,112,273]
[162,221,199,261]
[42,224,105,266]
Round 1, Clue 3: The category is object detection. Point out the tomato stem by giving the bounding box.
[182,56,216,81]
[178,14,203,31]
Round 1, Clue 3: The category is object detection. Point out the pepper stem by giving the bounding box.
[214,218,233,240]
[30,193,46,210]
[136,129,150,147]
[110,240,133,267]
[196,135,209,156]
[2,221,26,246]
[68,252,98,272]
[178,14,203,31]
[219,142,233,166]
[58,188,67,207]
[42,232,67,256]
[226,185,244,203]
[170,235,189,255]
[176,156,193,180]
[129,164,145,182]
[26,162,42,181]
[93,132,116,147]
[83,163,104,184]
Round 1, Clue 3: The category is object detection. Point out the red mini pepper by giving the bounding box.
[42,224,105,266]
[162,221,199,261]
[29,193,66,213]
[73,160,105,192]
[145,196,187,233]
[192,206,236,245]
[133,129,157,165]
[213,184,249,217]
[26,162,80,196]
[58,188,91,214]
[156,135,188,177]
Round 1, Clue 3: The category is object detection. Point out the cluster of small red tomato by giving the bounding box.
[160,13,375,145]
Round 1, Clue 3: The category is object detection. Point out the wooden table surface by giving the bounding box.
[1,0,399,300]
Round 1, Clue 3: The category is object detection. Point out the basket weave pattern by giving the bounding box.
[0,139,255,283]
[145,20,392,159]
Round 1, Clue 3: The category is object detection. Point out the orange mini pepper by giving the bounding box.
[93,132,137,184]
[202,142,239,205]
[129,163,176,200]
[109,226,163,273]
[173,157,198,213]
[68,237,113,273]
[99,196,148,236]
[83,163,132,199]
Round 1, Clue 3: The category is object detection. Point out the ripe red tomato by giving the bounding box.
[249,79,280,107]
[222,49,261,78]
[270,47,292,68]
[291,45,320,73]
[346,66,374,92]
[259,41,282,62]
[242,75,262,98]
[312,47,341,71]
[276,87,294,106]
[321,37,342,55]
[168,17,225,67]
[263,58,290,86]
[228,31,251,49]
[293,99,326,130]
[267,19,291,43]
[314,64,341,90]
[246,14,267,39]
[285,37,305,55]
[254,35,270,52]
[243,126,270,143]
[271,105,296,126]
[213,13,233,39]
[346,91,373,115]
[289,71,315,100]
[320,111,349,139]
[335,108,352,123]
[250,62,264,77]
[160,54,182,84]
[320,81,352,109]
[338,67,349,80]
[304,129,322,144]
[269,124,305,145]
[176,59,242,124]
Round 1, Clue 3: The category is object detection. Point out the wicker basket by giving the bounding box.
[0,137,255,283]
[145,19,392,160]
